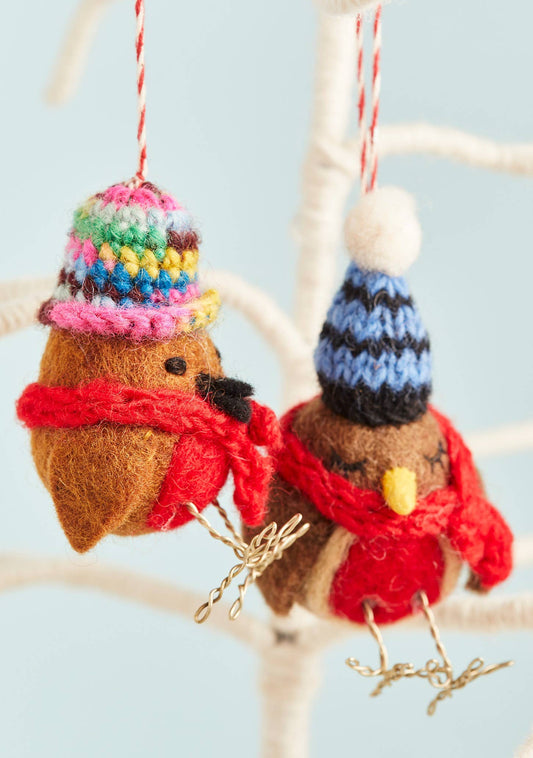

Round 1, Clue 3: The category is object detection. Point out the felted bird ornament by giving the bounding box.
[244,187,514,705]
[17,182,280,554]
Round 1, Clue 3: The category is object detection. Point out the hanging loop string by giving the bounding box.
[355,15,368,193]
[369,5,382,192]
[132,0,147,186]
[355,5,382,195]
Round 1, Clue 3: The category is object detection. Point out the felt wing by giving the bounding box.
[448,497,514,591]
[31,425,175,553]
[243,475,336,615]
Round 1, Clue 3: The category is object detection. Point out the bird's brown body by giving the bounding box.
[245,397,464,624]
[19,180,273,555]
[31,327,223,552]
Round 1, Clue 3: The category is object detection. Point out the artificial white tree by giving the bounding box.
[1,1,533,755]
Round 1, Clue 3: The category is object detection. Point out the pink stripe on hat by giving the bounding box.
[66,234,83,261]
[47,301,193,341]
[82,239,98,266]
[168,284,201,304]
[99,184,183,212]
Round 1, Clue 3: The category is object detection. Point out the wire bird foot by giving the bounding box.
[185,501,310,624]
[346,592,514,715]
[425,657,514,716]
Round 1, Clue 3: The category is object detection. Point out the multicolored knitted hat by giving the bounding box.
[39,182,220,341]
[314,187,431,427]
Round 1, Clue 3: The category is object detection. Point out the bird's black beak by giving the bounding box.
[196,374,254,424]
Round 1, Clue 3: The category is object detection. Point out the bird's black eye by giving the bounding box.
[215,347,221,361]
[165,357,187,376]
[330,450,367,475]
[424,441,446,472]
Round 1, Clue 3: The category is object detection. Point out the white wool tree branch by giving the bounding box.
[315,0,382,13]
[293,13,357,348]
[1,551,533,653]
[0,276,54,337]
[45,0,120,106]
[259,642,322,758]
[2,551,533,646]
[349,123,533,176]
[0,276,55,302]
[516,730,533,758]
[0,295,48,338]
[431,593,533,634]
[299,590,533,650]
[0,552,271,650]
[467,421,533,458]
[515,536,533,568]
[202,270,316,406]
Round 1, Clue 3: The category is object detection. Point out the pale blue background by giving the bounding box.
[0,1,532,756]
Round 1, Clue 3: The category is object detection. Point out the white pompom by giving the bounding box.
[315,0,382,15]
[344,186,422,277]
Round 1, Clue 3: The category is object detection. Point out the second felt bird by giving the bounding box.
[244,188,513,706]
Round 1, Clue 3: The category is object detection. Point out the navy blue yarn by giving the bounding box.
[320,322,430,359]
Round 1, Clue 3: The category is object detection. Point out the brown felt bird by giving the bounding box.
[248,398,458,623]
[245,188,513,628]
[17,182,278,553]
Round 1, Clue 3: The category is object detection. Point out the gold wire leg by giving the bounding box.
[416,591,454,692]
[417,590,514,716]
[346,602,388,677]
[346,602,415,696]
[346,592,514,714]
[185,501,310,624]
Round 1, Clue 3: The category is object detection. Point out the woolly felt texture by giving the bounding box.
[39,182,220,340]
[249,400,513,625]
[304,526,356,619]
[19,328,280,552]
[242,476,336,616]
[31,425,174,552]
[293,396,449,498]
[196,375,254,424]
[344,187,422,277]
[314,261,431,427]
[18,377,280,551]
[37,328,222,392]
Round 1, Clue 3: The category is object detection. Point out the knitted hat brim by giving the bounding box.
[318,373,431,428]
[39,288,220,341]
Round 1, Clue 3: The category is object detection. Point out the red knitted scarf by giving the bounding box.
[278,404,489,541]
[17,378,281,527]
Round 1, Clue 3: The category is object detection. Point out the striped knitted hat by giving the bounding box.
[39,182,220,341]
[314,187,431,427]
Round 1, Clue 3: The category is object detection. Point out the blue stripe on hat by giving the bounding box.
[315,261,432,425]
[316,345,432,392]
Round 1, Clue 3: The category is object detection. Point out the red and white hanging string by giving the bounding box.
[355,15,368,192]
[133,0,147,186]
[356,5,382,195]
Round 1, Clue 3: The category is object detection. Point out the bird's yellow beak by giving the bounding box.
[382,467,417,516]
